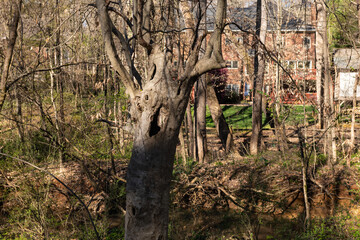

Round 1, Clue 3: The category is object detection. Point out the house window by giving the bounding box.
[226,84,240,94]
[226,60,238,69]
[247,49,255,57]
[287,60,296,69]
[244,83,250,96]
[297,61,304,69]
[281,36,286,47]
[303,37,311,49]
[297,60,312,69]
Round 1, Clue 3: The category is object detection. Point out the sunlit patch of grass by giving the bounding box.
[205,104,316,130]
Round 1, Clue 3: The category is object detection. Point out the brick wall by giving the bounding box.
[218,30,316,103]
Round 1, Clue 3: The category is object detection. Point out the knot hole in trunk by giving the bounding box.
[149,105,161,137]
[150,64,156,80]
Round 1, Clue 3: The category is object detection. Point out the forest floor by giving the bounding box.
[2,104,360,239]
[2,125,360,239]
[170,127,360,239]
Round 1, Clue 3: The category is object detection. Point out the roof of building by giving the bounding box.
[207,1,315,32]
[333,48,360,69]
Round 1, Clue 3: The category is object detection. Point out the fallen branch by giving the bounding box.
[309,177,333,199]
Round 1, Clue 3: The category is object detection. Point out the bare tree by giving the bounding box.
[207,84,234,152]
[316,0,326,129]
[250,0,267,155]
[194,0,208,163]
[316,0,335,162]
[95,0,227,238]
[0,0,22,112]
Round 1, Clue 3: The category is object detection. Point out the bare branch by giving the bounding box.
[109,21,143,88]
[7,62,102,90]
[191,0,227,78]
[96,0,138,98]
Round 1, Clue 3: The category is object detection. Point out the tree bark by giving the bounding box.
[250,0,267,155]
[125,98,184,239]
[207,84,234,152]
[194,77,208,163]
[0,0,22,112]
[316,0,334,162]
[124,48,195,239]
[55,0,66,168]
[96,0,227,237]
[186,103,194,158]
[194,0,208,163]
[316,0,325,129]
[179,127,187,166]
[349,75,358,165]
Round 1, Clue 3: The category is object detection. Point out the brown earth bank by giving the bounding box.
[1,147,360,239]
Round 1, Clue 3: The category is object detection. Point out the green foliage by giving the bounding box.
[328,0,359,49]
[106,227,125,240]
[0,129,55,164]
[296,216,360,240]
[173,157,198,178]
[272,215,360,240]
[1,171,61,239]
[107,180,126,216]
[284,105,317,126]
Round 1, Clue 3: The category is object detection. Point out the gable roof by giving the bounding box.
[207,1,315,32]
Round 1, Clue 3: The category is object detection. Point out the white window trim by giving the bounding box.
[226,60,238,69]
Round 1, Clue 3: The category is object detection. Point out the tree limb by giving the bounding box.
[96,0,138,98]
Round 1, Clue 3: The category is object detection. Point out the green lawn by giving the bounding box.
[205,105,316,130]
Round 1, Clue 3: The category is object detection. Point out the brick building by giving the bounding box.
[209,1,317,103]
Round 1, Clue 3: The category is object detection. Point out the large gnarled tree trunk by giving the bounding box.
[96,0,226,238]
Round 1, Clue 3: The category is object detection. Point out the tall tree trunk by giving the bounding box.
[349,74,358,165]
[186,103,194,158]
[194,0,208,163]
[55,0,66,169]
[298,128,311,229]
[250,0,267,155]
[194,77,207,163]
[14,86,24,142]
[104,65,116,174]
[273,0,288,153]
[316,0,325,129]
[124,52,193,239]
[0,0,22,112]
[317,0,334,162]
[207,84,234,152]
[350,0,360,163]
[179,127,187,166]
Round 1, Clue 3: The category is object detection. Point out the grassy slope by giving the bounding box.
[206,105,316,129]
